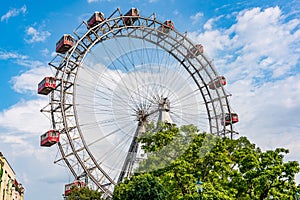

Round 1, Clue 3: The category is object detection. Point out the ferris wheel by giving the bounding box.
[38,8,238,197]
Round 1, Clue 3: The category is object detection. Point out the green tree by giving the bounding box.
[229,139,300,199]
[113,173,169,200]
[131,123,300,200]
[67,186,104,200]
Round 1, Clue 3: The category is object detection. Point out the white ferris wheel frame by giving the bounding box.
[41,8,236,197]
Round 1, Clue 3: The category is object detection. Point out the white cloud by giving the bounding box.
[188,29,230,57]
[203,18,214,30]
[16,59,44,68]
[189,6,300,82]
[0,50,46,70]
[190,12,204,25]
[25,26,51,43]
[1,5,27,22]
[0,50,28,60]
[0,98,50,135]
[173,9,180,16]
[11,66,52,94]
[0,50,51,95]
[0,96,59,188]
[40,48,50,57]
[0,65,52,140]
[229,74,300,165]
[0,50,46,72]
[226,7,299,79]
[0,129,69,199]
[0,61,68,199]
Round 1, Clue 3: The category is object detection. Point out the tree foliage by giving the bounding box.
[113,173,169,200]
[113,123,300,200]
[66,186,104,200]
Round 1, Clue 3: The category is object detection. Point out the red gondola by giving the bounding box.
[65,180,85,196]
[208,76,226,90]
[222,113,239,126]
[40,130,60,147]
[158,20,174,36]
[56,34,74,54]
[87,12,105,29]
[123,8,140,26]
[38,77,56,95]
[186,44,204,58]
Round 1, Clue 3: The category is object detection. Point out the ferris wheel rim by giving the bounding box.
[47,9,235,197]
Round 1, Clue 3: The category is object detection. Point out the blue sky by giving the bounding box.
[0,0,299,199]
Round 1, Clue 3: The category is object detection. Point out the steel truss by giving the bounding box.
[41,8,237,197]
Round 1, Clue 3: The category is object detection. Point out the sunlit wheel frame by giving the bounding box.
[42,8,236,197]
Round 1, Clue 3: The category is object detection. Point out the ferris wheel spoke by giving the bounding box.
[171,90,201,106]
[79,63,128,96]
[112,42,163,107]
[79,115,129,128]
[83,53,137,106]
[86,121,136,147]
[169,110,207,127]
[96,125,136,167]
[168,72,198,95]
[77,70,146,114]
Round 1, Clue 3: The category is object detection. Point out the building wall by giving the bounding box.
[0,152,24,200]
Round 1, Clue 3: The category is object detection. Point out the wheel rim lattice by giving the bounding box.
[43,9,235,197]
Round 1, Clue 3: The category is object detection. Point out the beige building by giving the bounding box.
[0,152,25,200]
